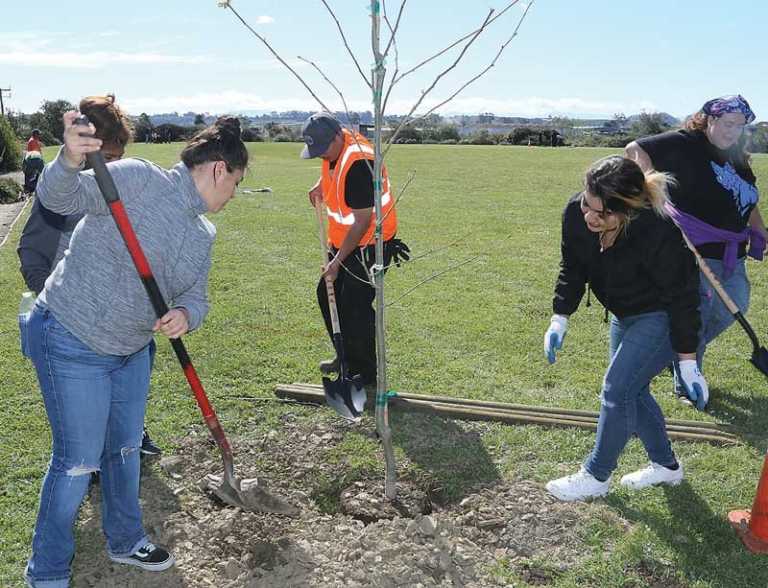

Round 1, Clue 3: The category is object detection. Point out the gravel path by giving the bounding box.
[0,172,28,249]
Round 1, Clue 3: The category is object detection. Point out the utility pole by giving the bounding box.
[0,88,11,117]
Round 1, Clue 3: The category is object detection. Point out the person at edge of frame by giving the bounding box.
[625,94,764,409]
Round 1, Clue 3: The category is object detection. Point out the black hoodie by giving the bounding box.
[552,193,701,353]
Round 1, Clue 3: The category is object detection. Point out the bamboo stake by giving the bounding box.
[274,384,738,445]
[282,383,736,432]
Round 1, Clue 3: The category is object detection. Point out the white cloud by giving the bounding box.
[122,91,316,115]
[0,50,209,69]
[119,90,660,118]
[0,32,60,51]
[255,15,275,24]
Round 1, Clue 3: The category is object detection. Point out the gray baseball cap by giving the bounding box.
[300,112,342,159]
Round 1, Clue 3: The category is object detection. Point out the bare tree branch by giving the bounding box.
[319,0,373,89]
[387,255,483,308]
[222,4,332,113]
[384,9,495,151]
[407,231,473,262]
[390,0,523,86]
[381,0,404,115]
[296,55,375,176]
[383,0,535,157]
[382,0,407,60]
[360,169,416,247]
[397,0,534,136]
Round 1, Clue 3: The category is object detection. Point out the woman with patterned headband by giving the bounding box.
[625,95,764,410]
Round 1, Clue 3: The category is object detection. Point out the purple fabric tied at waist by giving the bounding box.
[664,202,765,277]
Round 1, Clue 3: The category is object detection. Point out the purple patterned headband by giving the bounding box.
[702,94,755,124]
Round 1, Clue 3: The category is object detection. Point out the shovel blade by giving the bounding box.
[750,347,768,378]
[204,473,299,515]
[351,384,367,414]
[322,375,362,421]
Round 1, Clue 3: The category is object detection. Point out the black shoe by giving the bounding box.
[140,429,162,456]
[109,542,175,571]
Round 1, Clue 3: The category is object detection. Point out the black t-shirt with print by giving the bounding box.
[329,159,375,210]
[636,130,759,259]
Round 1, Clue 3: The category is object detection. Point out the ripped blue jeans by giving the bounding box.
[25,304,150,587]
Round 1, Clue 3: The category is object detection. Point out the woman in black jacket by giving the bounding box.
[544,155,707,501]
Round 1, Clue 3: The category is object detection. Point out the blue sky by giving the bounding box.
[1,0,765,120]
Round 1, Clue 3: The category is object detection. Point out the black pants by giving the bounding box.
[316,243,393,387]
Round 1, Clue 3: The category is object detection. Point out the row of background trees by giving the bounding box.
[2,101,767,174]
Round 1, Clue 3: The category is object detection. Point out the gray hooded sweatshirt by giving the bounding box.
[36,149,214,355]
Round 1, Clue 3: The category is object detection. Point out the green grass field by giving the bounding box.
[2,142,767,586]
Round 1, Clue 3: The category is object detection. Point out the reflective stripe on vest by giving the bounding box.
[322,129,397,248]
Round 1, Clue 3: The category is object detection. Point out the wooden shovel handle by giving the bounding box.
[314,201,341,334]
[679,230,741,315]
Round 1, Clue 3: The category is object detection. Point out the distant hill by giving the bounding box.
[140,110,682,131]
[626,112,680,126]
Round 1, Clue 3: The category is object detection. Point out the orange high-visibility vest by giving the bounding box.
[321,129,397,249]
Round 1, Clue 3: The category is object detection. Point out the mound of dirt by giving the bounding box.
[71,409,627,587]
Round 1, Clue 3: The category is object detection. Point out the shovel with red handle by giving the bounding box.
[74,115,297,515]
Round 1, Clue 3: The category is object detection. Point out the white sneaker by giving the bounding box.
[546,468,610,501]
[620,461,683,490]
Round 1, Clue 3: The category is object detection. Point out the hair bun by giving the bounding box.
[215,116,241,140]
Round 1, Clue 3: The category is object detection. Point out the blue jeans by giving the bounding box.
[24,304,150,588]
[673,257,750,393]
[584,311,677,481]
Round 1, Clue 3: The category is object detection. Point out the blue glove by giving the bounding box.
[544,315,568,364]
[677,359,709,411]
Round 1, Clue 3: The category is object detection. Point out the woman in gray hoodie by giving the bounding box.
[23,112,247,588]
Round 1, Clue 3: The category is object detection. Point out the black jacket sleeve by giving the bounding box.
[642,219,701,353]
[553,196,588,316]
[17,199,67,293]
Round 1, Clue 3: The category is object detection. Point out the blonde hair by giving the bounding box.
[585,155,674,232]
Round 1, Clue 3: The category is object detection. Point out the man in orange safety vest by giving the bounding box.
[302,112,409,389]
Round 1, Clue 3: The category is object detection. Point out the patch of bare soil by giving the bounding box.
[72,411,628,587]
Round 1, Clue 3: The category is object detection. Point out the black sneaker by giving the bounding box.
[140,429,162,457]
[109,542,175,571]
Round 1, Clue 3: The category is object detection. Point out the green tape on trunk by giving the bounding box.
[376,390,397,406]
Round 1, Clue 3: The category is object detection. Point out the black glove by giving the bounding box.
[388,238,411,267]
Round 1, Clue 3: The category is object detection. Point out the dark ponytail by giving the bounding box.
[180,116,248,172]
